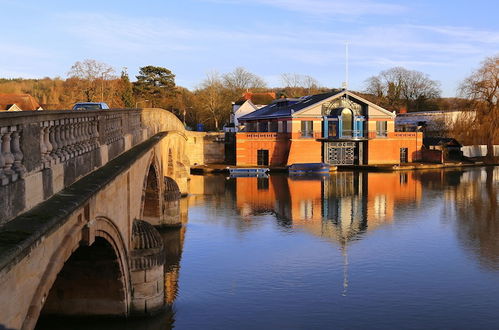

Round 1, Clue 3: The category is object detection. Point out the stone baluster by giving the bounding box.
[91,119,99,149]
[83,118,91,152]
[85,118,94,151]
[81,119,89,152]
[103,115,110,144]
[44,122,53,165]
[0,137,8,185]
[40,122,52,165]
[71,118,80,155]
[82,118,90,153]
[39,123,48,161]
[11,129,26,178]
[64,119,75,157]
[1,127,17,182]
[55,120,68,161]
[72,119,82,155]
[49,122,60,163]
[78,118,87,153]
[60,119,72,159]
[75,118,84,153]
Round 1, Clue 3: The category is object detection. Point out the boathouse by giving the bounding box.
[235,90,423,166]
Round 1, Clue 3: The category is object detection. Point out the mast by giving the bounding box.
[345,41,349,91]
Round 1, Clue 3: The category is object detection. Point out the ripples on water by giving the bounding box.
[37,167,499,329]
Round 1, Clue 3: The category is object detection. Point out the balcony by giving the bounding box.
[298,131,322,139]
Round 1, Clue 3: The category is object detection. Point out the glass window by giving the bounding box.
[341,108,353,137]
[246,122,256,132]
[376,121,387,137]
[301,121,313,138]
[328,121,337,137]
[269,121,278,132]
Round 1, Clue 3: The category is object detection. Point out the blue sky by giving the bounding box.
[1,0,498,96]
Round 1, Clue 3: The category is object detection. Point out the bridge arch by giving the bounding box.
[25,217,131,329]
[141,160,162,222]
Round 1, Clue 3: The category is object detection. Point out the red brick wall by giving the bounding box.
[421,149,443,163]
[236,133,291,166]
[286,139,322,165]
[367,132,423,164]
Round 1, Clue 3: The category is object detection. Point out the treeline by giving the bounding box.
[0,60,332,130]
[0,58,478,131]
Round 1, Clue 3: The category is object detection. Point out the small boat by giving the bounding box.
[228,167,270,177]
[288,163,330,174]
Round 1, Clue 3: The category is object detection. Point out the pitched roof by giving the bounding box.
[239,91,340,121]
[239,90,396,121]
[234,92,276,106]
[423,137,462,148]
[0,93,42,111]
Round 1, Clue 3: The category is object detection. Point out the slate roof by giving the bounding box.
[423,137,462,148]
[239,91,341,121]
[0,93,42,110]
[235,92,276,106]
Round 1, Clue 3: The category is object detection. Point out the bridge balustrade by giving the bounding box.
[0,109,143,224]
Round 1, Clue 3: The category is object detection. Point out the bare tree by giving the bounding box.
[459,54,499,159]
[280,73,320,97]
[222,67,267,92]
[67,59,116,102]
[365,67,441,112]
[196,72,231,130]
[281,73,318,89]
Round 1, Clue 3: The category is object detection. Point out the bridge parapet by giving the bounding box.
[0,108,189,225]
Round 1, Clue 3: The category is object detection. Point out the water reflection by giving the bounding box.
[443,167,499,270]
[125,168,499,329]
[36,167,499,329]
[230,171,423,244]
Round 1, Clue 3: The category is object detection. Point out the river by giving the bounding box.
[37,167,499,329]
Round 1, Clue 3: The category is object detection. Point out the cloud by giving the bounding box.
[201,0,407,17]
[406,24,499,44]
[59,12,299,54]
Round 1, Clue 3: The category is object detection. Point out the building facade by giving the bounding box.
[236,90,423,166]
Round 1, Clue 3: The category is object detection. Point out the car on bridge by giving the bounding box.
[72,102,110,110]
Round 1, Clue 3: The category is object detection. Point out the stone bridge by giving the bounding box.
[0,108,192,329]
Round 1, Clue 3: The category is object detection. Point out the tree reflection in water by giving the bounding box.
[446,167,499,270]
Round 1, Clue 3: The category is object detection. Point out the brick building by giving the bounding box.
[236,90,423,166]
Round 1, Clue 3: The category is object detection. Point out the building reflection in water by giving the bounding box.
[441,167,499,270]
[229,171,423,295]
[232,171,422,242]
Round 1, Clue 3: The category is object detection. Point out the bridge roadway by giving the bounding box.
[0,108,192,329]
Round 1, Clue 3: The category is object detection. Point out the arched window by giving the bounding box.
[341,108,353,137]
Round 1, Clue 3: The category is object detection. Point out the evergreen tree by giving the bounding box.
[134,66,176,107]
[120,68,135,108]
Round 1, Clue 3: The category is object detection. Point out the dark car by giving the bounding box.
[72,102,110,110]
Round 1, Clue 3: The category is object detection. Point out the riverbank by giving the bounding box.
[190,161,491,174]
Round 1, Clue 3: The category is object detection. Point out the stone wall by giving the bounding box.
[186,132,225,165]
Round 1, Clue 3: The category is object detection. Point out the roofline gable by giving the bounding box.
[292,90,395,118]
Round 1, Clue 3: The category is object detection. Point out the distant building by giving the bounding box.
[395,110,473,137]
[236,90,423,166]
[226,92,275,132]
[0,93,43,111]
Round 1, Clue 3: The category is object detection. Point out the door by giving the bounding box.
[257,149,269,166]
[325,142,355,165]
